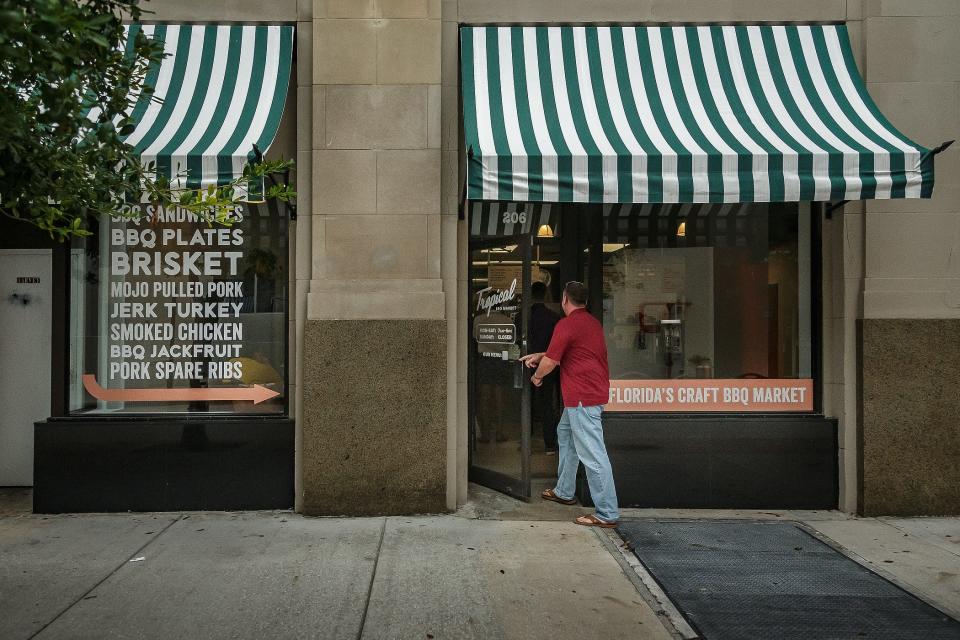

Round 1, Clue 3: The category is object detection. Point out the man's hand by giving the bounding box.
[526,353,558,387]
[520,352,544,369]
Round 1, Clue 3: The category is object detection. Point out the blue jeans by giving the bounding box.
[553,403,619,522]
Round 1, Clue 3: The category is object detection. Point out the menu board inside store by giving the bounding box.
[82,204,285,410]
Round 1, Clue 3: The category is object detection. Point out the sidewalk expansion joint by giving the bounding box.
[797,520,960,623]
[355,516,387,640]
[877,517,960,561]
[26,514,183,640]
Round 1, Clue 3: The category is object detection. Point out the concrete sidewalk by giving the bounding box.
[0,498,673,639]
[464,484,960,624]
[1,486,958,640]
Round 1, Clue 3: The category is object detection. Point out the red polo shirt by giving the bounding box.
[545,308,609,408]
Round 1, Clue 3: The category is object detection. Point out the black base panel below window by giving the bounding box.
[33,418,294,513]
[578,415,837,510]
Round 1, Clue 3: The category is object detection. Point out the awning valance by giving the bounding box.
[87,24,293,197]
[601,202,760,246]
[469,201,558,238]
[461,25,935,204]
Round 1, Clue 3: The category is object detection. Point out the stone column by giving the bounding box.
[440,1,468,509]
[293,0,314,512]
[823,1,868,514]
[301,0,446,515]
[858,2,960,515]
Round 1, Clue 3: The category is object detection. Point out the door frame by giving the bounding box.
[466,234,533,500]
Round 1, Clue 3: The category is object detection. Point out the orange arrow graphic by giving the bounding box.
[82,374,280,404]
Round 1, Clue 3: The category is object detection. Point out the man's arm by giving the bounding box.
[528,315,567,386]
[530,356,558,387]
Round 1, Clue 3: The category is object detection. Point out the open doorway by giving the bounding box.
[467,204,586,500]
[465,202,830,508]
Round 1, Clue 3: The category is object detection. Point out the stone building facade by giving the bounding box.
[68,0,960,516]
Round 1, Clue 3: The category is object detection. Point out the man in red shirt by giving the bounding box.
[520,281,619,527]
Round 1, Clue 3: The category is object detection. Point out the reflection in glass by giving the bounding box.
[470,243,524,478]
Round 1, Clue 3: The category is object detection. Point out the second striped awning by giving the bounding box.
[461,24,936,204]
[88,24,294,198]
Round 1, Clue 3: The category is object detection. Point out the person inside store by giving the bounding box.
[529,280,561,454]
[520,281,620,528]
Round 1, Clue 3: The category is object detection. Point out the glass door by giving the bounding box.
[468,237,532,498]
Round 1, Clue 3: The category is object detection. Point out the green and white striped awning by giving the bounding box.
[461,24,936,204]
[87,24,293,198]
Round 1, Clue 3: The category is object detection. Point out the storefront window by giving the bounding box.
[69,202,288,415]
[599,203,813,412]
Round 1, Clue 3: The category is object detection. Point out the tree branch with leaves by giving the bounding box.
[0,0,295,240]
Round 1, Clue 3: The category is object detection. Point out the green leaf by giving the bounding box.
[0,1,293,241]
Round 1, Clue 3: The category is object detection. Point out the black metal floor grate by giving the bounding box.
[617,520,960,640]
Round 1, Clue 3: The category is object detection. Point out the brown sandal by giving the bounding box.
[541,488,577,505]
[574,514,619,528]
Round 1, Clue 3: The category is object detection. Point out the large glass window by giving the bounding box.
[69,202,288,415]
[598,203,813,412]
